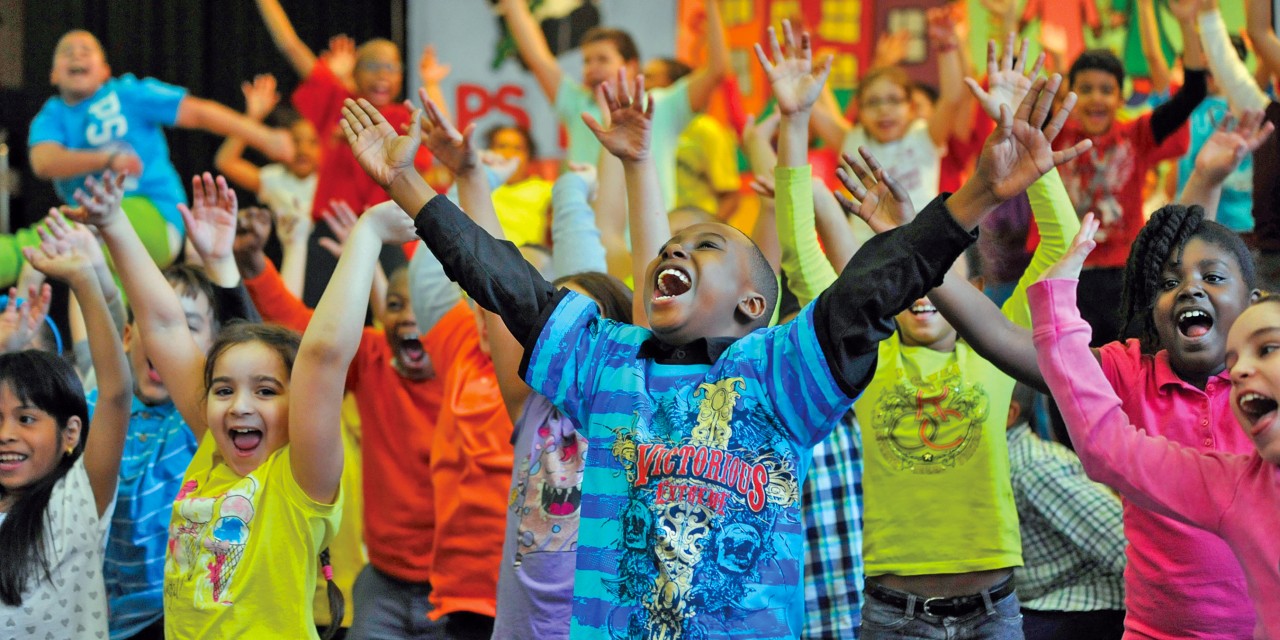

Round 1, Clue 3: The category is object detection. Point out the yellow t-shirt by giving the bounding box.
[675,114,740,216]
[164,435,342,639]
[856,339,1022,575]
[491,178,553,247]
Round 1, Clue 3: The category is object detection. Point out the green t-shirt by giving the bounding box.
[554,75,693,208]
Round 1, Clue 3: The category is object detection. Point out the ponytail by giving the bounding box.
[319,548,344,640]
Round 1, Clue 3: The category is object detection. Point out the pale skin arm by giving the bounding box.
[24,235,131,516]
[290,204,416,503]
[683,0,730,113]
[272,203,311,297]
[1180,110,1275,216]
[582,71,668,327]
[318,200,389,319]
[498,0,565,101]
[29,144,140,181]
[1168,0,1207,72]
[1138,0,1173,95]
[254,0,318,78]
[41,210,125,332]
[927,8,972,146]
[77,173,210,439]
[595,150,632,283]
[1247,0,1280,79]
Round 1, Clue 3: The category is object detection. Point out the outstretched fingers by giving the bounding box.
[1042,91,1078,145]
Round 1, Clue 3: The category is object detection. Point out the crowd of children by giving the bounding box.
[5,0,1280,639]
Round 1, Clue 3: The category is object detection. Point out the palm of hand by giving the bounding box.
[1196,131,1245,180]
[189,206,237,260]
[425,128,475,176]
[859,184,913,233]
[596,109,652,161]
[981,121,1057,201]
[770,61,822,115]
[351,121,418,188]
[985,72,1032,113]
[31,246,89,281]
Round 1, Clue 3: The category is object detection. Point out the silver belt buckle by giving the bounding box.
[921,596,947,617]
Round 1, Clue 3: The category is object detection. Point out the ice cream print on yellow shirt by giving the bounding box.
[165,476,258,604]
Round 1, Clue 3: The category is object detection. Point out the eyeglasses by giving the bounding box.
[357,61,403,74]
[861,96,908,110]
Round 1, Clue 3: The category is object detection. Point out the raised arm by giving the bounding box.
[180,173,242,288]
[40,210,125,332]
[318,200,389,319]
[682,0,730,113]
[551,164,609,278]
[1247,0,1280,81]
[1198,0,1269,112]
[582,72,669,327]
[24,227,131,516]
[1137,0,1173,95]
[254,0,318,78]
[340,97,558,345]
[28,144,141,181]
[214,74,280,193]
[1147,0,1209,144]
[926,8,971,146]
[176,96,294,163]
[498,0,565,101]
[1181,110,1275,215]
[290,201,415,504]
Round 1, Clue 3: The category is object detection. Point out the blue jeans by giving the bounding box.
[861,586,1024,640]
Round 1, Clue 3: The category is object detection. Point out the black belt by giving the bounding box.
[867,576,1015,618]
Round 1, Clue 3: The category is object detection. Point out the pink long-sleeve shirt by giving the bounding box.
[1032,279,1280,639]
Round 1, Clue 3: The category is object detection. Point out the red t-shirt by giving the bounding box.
[1045,115,1189,269]
[244,260,473,583]
[427,312,515,619]
[291,64,432,219]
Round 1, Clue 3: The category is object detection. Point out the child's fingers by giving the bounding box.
[1042,92,1077,144]
[752,43,774,74]
[800,31,813,63]
[1028,52,1046,80]
[352,99,379,129]
[1001,32,1014,71]
[832,190,859,217]
[876,168,912,207]
[835,167,868,202]
[4,287,16,314]
[1053,138,1093,167]
[985,40,998,79]
[1029,74,1061,130]
[1013,76,1047,125]
[767,25,784,65]
[191,174,207,208]
[317,237,344,258]
[1014,37,1029,74]
[633,74,646,112]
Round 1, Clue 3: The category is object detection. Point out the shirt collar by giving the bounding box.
[132,395,179,419]
[636,336,738,364]
[1153,350,1230,392]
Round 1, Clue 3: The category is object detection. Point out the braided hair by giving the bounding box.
[1119,204,1256,352]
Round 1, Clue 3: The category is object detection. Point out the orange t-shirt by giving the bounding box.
[427,315,515,620]
[244,260,474,583]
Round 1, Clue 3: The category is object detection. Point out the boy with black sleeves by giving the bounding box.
[338,24,1089,640]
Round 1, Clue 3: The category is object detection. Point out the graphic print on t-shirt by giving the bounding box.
[871,362,990,472]
[510,416,587,565]
[604,377,801,639]
[1062,141,1135,243]
[166,476,258,605]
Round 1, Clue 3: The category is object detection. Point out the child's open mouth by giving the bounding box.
[654,267,692,302]
[1176,308,1214,339]
[396,333,428,368]
[909,302,937,318]
[0,452,29,471]
[1238,392,1279,436]
[229,428,264,456]
[146,360,162,384]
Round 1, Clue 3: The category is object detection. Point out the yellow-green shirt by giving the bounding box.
[773,163,1078,576]
[491,177,554,247]
[164,435,342,639]
[675,114,740,215]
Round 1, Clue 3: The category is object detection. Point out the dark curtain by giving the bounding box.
[13,0,400,224]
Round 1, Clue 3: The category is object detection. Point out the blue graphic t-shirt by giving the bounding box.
[29,74,188,226]
[523,292,852,639]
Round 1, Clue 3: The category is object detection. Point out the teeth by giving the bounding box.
[230,428,257,435]
[911,304,937,313]
[1179,310,1209,321]
[0,453,27,462]
[657,268,690,296]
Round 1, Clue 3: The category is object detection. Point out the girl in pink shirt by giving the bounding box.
[1029,214,1280,639]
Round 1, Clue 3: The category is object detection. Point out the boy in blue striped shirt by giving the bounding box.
[339,22,1088,639]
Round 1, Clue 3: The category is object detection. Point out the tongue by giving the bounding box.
[147,368,162,384]
[1186,324,1210,338]
[231,431,262,452]
[401,340,425,363]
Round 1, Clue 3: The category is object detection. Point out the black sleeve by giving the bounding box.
[414,194,557,348]
[1150,69,1208,145]
[813,196,978,396]
[213,282,261,324]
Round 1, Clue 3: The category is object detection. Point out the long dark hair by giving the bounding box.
[554,272,633,324]
[0,351,89,606]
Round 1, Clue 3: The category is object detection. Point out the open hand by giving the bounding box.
[754,20,833,116]
[23,222,93,283]
[1194,110,1275,185]
[871,30,911,69]
[564,162,598,200]
[42,208,107,273]
[982,36,1046,117]
[834,147,916,233]
[582,70,654,162]
[318,200,360,257]
[341,97,423,189]
[742,112,781,173]
[1166,0,1203,23]
[413,87,478,176]
[178,173,239,264]
[0,284,52,354]
[322,34,358,90]
[242,74,280,121]
[480,150,522,186]
[356,200,417,245]
[65,171,128,229]
[1039,213,1100,281]
[418,44,452,85]
[272,196,312,247]
[967,74,1092,201]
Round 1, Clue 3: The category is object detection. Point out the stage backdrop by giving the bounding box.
[408,0,678,162]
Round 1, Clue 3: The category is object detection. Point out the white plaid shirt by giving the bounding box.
[801,412,864,638]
